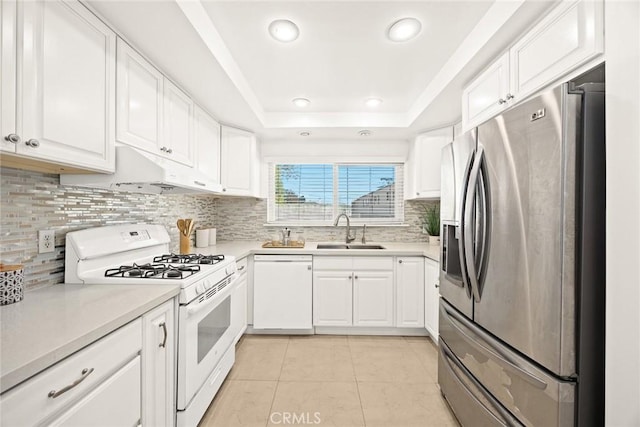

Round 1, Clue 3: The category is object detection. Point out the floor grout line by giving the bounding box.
[264,336,290,427]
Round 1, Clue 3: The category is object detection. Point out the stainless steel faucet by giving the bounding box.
[333,213,356,243]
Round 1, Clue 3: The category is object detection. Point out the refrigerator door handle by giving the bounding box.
[458,152,475,299]
[476,164,489,291]
[441,342,522,426]
[464,147,484,302]
[442,303,548,391]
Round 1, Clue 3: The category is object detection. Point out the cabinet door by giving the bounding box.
[1,0,17,153]
[194,105,221,183]
[424,258,440,342]
[396,257,425,328]
[48,356,141,427]
[232,272,248,343]
[510,0,603,102]
[116,38,163,154]
[313,271,353,326]
[461,52,510,132]
[408,127,453,199]
[19,0,115,172]
[142,300,175,427]
[163,79,193,166]
[353,271,394,327]
[220,125,256,196]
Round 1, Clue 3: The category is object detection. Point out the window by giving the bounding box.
[268,163,404,224]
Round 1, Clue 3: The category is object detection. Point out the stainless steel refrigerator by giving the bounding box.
[438,74,605,426]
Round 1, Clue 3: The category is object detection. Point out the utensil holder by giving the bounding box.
[180,234,191,255]
[1,264,24,305]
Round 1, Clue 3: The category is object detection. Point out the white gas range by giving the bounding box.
[64,224,246,427]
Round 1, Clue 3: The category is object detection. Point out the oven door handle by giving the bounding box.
[186,277,237,317]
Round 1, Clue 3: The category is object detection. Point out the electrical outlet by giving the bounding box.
[38,230,55,254]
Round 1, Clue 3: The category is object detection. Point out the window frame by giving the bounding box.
[267,162,405,226]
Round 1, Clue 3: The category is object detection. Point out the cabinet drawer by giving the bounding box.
[1,319,142,426]
[236,257,248,274]
[49,356,141,426]
[353,256,393,271]
[313,256,353,270]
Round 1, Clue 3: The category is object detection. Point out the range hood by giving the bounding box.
[60,146,222,195]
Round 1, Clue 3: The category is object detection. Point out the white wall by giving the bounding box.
[605,0,640,425]
[260,139,409,163]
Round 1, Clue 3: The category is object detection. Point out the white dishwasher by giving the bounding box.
[253,255,313,329]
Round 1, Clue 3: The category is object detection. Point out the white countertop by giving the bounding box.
[197,241,440,262]
[0,283,180,394]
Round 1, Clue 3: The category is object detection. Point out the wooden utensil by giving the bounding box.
[177,219,186,236]
[186,219,195,236]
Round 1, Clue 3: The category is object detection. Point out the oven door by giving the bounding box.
[177,275,240,410]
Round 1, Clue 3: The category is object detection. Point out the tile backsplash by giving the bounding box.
[0,167,216,290]
[1,167,435,290]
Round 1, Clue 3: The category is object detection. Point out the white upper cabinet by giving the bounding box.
[462,0,603,132]
[1,0,115,173]
[162,79,194,167]
[461,53,510,132]
[1,0,17,154]
[405,126,453,200]
[193,106,221,184]
[509,0,603,100]
[220,125,259,197]
[116,38,164,154]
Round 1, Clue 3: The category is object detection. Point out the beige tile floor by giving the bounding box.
[198,335,459,427]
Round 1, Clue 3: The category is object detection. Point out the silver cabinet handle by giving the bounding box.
[160,146,167,152]
[416,192,419,196]
[506,93,514,100]
[48,368,94,398]
[193,180,206,186]
[348,275,352,280]
[398,259,403,264]
[25,139,40,148]
[167,148,173,154]
[435,283,439,288]
[159,322,167,348]
[354,275,358,279]
[222,188,227,192]
[307,265,311,270]
[498,98,507,105]
[4,133,20,144]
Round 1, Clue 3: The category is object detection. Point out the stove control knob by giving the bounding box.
[196,283,206,294]
[204,279,214,289]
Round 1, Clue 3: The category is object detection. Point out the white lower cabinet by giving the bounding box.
[0,299,177,427]
[142,299,175,427]
[396,257,425,328]
[424,258,440,341]
[0,319,143,426]
[313,256,394,327]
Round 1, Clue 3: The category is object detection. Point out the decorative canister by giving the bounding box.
[0,264,24,305]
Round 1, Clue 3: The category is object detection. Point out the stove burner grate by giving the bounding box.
[153,253,225,265]
[104,263,201,279]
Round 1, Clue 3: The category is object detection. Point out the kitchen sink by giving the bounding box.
[316,243,385,250]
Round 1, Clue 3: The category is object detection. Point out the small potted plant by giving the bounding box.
[422,203,440,245]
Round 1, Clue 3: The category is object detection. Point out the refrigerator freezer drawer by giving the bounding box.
[439,341,521,427]
[439,300,575,427]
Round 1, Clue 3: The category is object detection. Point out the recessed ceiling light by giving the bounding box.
[387,18,422,42]
[359,130,372,137]
[365,98,383,108]
[299,131,311,137]
[292,97,310,108]
[268,19,299,42]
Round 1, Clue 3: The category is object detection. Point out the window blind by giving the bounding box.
[268,163,404,224]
